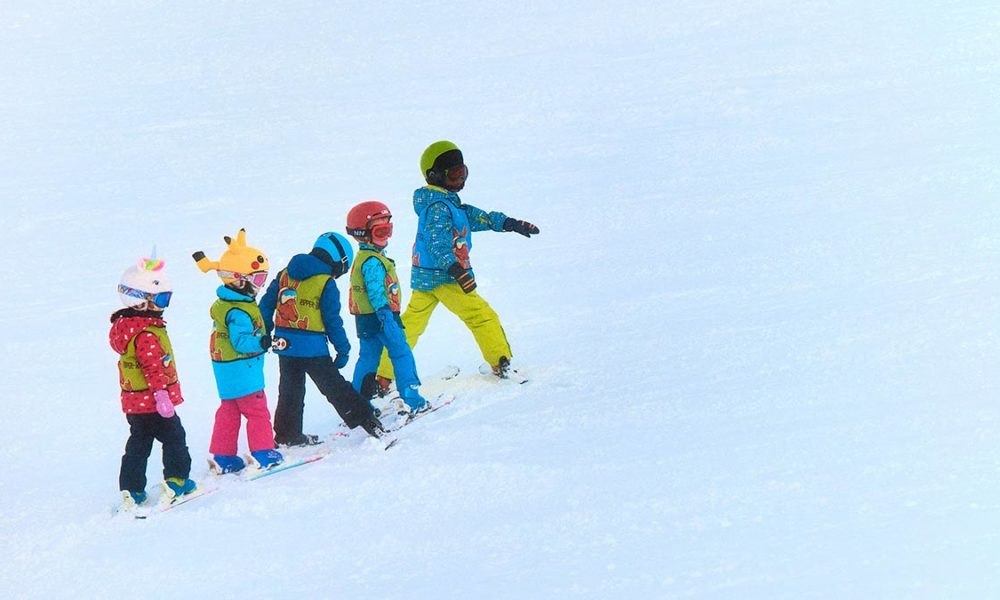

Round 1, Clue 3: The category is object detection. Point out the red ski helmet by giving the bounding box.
[346,201,393,247]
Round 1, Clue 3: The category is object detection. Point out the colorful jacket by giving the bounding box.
[350,244,405,338]
[109,308,184,415]
[410,185,508,291]
[208,285,267,400]
[259,253,351,359]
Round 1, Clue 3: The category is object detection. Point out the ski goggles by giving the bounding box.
[370,221,393,241]
[218,270,269,288]
[444,164,468,184]
[118,284,173,308]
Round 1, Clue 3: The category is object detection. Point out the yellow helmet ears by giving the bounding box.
[192,228,269,284]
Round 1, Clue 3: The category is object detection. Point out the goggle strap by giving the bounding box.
[118,284,171,307]
[328,234,350,268]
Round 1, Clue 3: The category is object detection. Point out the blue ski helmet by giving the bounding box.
[310,232,354,278]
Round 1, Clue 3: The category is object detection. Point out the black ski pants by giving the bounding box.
[119,413,192,493]
[275,355,374,442]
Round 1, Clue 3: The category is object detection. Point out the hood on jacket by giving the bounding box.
[286,253,334,281]
[109,308,165,355]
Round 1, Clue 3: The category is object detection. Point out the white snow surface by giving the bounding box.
[1,1,998,598]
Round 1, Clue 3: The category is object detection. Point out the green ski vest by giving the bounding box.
[210,299,265,363]
[349,250,401,315]
[273,270,330,333]
[119,326,177,392]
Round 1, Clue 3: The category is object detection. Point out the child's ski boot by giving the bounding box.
[360,414,385,439]
[481,356,528,384]
[492,356,512,378]
[399,386,428,416]
[360,373,384,417]
[209,454,246,475]
[249,449,284,470]
[375,375,394,397]
[163,477,198,499]
[117,489,151,518]
[120,489,147,509]
[275,433,321,448]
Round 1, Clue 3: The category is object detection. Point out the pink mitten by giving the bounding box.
[154,389,175,418]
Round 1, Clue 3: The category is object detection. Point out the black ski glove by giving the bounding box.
[447,262,477,294]
[259,335,272,351]
[503,218,540,238]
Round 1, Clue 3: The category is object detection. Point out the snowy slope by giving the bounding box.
[1,1,998,598]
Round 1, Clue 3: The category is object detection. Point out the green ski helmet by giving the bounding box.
[420,140,465,185]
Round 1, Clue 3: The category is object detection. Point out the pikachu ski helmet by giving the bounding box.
[192,229,269,289]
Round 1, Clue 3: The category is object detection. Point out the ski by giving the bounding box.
[373,365,461,417]
[435,364,461,381]
[384,393,456,434]
[245,453,329,481]
[158,486,217,514]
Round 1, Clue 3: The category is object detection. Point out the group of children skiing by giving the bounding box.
[110,141,540,510]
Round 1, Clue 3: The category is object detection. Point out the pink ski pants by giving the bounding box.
[209,390,276,455]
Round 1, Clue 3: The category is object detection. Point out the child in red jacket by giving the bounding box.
[110,256,196,510]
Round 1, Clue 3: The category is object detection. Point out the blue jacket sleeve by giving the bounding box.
[361,257,390,311]
[319,278,351,356]
[463,203,508,232]
[258,274,281,335]
[226,308,265,354]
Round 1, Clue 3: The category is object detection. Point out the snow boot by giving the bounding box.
[164,477,197,498]
[249,449,284,470]
[210,454,247,474]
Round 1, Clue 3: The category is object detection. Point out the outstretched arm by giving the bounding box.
[462,203,508,233]
[462,203,539,237]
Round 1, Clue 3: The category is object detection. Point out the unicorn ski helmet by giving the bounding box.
[118,257,173,309]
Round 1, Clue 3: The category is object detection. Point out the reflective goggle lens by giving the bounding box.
[151,292,172,308]
[371,222,393,240]
[219,270,268,287]
[248,271,268,287]
[445,164,468,182]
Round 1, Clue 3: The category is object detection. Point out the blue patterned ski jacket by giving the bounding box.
[410,186,507,291]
